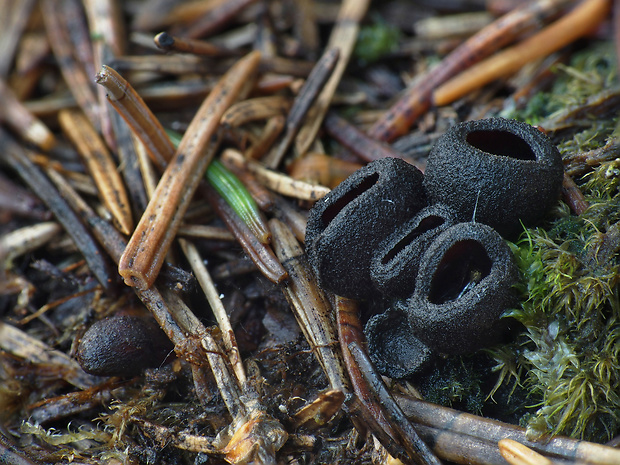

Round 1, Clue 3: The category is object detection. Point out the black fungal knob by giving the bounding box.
[305,157,427,299]
[405,222,518,355]
[365,308,434,379]
[370,203,458,298]
[77,315,173,377]
[423,118,563,237]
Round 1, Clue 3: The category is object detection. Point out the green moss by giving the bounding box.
[491,159,620,440]
[354,16,401,65]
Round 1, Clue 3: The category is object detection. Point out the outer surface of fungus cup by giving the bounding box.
[364,308,434,379]
[305,157,427,299]
[404,222,518,356]
[423,118,563,237]
[370,203,458,298]
[77,315,173,377]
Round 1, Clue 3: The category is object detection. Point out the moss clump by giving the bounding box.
[492,156,620,440]
[354,16,401,64]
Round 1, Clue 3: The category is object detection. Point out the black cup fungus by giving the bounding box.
[370,203,458,298]
[405,222,518,356]
[305,157,427,299]
[423,118,563,237]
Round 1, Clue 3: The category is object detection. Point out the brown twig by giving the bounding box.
[155,31,240,57]
[119,51,261,290]
[270,218,349,392]
[221,95,291,129]
[395,393,620,465]
[295,0,370,156]
[245,116,286,160]
[368,0,575,142]
[58,109,134,235]
[184,0,259,39]
[348,342,443,465]
[41,0,101,130]
[561,173,589,215]
[0,129,116,292]
[96,65,175,171]
[264,48,340,168]
[0,78,55,151]
[203,183,287,284]
[0,0,36,78]
[432,0,610,107]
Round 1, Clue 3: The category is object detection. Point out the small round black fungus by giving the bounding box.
[370,204,458,298]
[405,222,518,355]
[77,315,173,377]
[424,118,563,237]
[364,308,434,379]
[305,157,427,299]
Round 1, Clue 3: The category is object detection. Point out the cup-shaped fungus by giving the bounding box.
[423,118,563,237]
[370,203,458,298]
[365,308,434,378]
[404,222,518,355]
[305,157,427,299]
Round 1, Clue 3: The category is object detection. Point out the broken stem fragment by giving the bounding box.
[118,50,261,290]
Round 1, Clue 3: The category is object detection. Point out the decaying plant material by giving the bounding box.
[1,1,620,464]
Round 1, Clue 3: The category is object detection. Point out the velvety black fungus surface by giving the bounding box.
[423,118,563,237]
[404,222,518,355]
[370,203,458,298]
[77,315,173,376]
[364,308,434,378]
[305,157,427,299]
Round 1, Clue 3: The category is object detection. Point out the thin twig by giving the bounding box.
[179,239,247,385]
[0,129,116,292]
[433,0,610,106]
[221,148,331,201]
[270,218,349,392]
[264,48,340,168]
[369,0,575,141]
[295,0,370,156]
[119,51,261,290]
[58,109,134,235]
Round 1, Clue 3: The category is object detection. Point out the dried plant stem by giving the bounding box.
[203,183,287,284]
[295,0,370,156]
[177,224,234,241]
[433,0,610,106]
[179,239,247,385]
[119,51,261,290]
[270,218,349,392]
[0,321,99,390]
[41,0,101,130]
[58,109,134,235]
[348,342,443,465]
[221,96,291,128]
[222,149,330,201]
[324,112,425,171]
[0,129,115,291]
[0,0,36,77]
[0,222,61,265]
[264,48,340,168]
[155,31,239,57]
[0,78,55,150]
[96,65,175,171]
[369,0,575,141]
[395,393,620,465]
[245,115,286,160]
[335,297,400,442]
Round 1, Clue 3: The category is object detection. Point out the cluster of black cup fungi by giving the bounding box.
[305,117,564,378]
